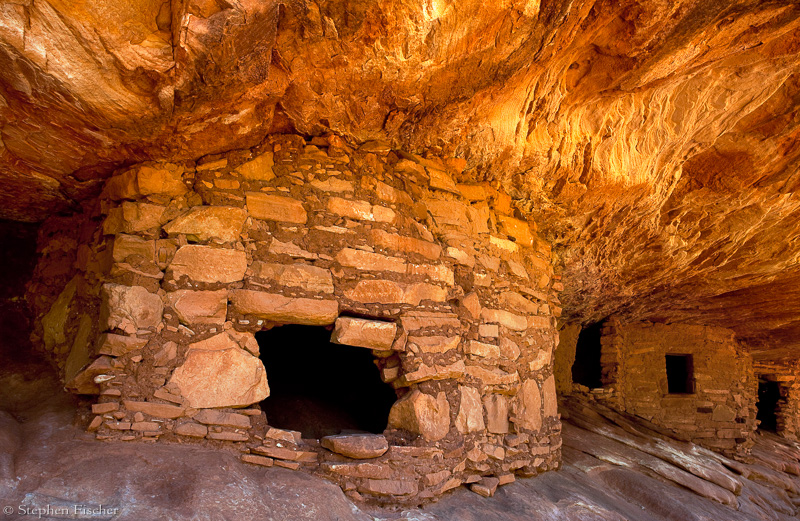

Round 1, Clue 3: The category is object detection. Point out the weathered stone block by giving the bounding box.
[528,315,551,329]
[336,248,406,272]
[269,239,318,260]
[163,206,247,242]
[104,163,187,200]
[712,404,736,422]
[406,263,454,285]
[425,200,470,230]
[370,229,441,260]
[321,462,393,479]
[331,317,397,350]
[310,178,353,192]
[252,446,318,462]
[457,184,489,201]
[407,335,460,354]
[447,247,475,267]
[65,356,114,395]
[241,454,274,467]
[92,402,119,414]
[101,284,164,334]
[336,248,452,284]
[461,292,481,319]
[399,311,461,330]
[168,245,247,283]
[131,421,161,432]
[168,339,269,408]
[498,291,539,315]
[252,261,334,293]
[228,330,260,356]
[470,477,499,498]
[388,390,450,441]
[465,340,500,359]
[484,394,510,434]
[489,235,519,254]
[64,314,92,383]
[265,427,302,444]
[186,333,239,351]
[467,204,492,234]
[119,202,168,233]
[359,479,418,496]
[400,360,466,385]
[229,290,338,325]
[506,259,529,279]
[541,375,558,419]
[529,347,552,371]
[321,434,389,459]
[427,168,460,194]
[123,400,185,419]
[235,152,275,181]
[166,289,228,326]
[481,308,527,331]
[197,158,227,171]
[42,277,78,350]
[344,280,447,306]
[112,234,155,263]
[456,386,485,434]
[194,409,251,428]
[466,365,520,386]
[327,197,396,223]
[514,379,542,431]
[97,333,148,357]
[479,324,499,338]
[499,338,521,361]
[246,192,307,223]
[207,432,248,442]
[497,215,535,248]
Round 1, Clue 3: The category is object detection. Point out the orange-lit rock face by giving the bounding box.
[2,1,800,355]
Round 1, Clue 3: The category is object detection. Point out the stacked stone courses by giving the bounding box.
[27,135,562,503]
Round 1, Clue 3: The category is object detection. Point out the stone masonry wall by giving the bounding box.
[753,358,800,440]
[28,134,561,504]
[600,321,757,458]
[553,322,580,395]
[27,206,108,381]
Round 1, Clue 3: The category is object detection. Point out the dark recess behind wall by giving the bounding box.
[0,220,39,362]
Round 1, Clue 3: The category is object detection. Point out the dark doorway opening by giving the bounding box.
[256,324,397,439]
[757,379,780,432]
[0,220,39,364]
[665,354,694,394]
[572,322,603,389]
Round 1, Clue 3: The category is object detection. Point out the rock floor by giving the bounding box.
[1,350,798,521]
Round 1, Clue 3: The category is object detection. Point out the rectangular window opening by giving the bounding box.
[665,354,694,394]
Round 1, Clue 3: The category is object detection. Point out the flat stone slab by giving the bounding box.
[229,290,338,325]
[321,434,389,459]
[330,317,397,350]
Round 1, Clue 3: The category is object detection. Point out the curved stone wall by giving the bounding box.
[28,135,561,503]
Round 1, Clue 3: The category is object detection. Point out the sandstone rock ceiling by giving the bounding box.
[1,0,800,356]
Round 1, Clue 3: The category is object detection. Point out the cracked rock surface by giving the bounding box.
[1,2,800,351]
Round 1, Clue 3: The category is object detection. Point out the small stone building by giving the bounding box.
[753,358,800,440]
[557,320,758,457]
[27,135,562,503]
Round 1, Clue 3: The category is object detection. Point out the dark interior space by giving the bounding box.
[256,324,398,439]
[757,379,780,432]
[0,220,39,363]
[665,354,694,394]
[572,322,603,389]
